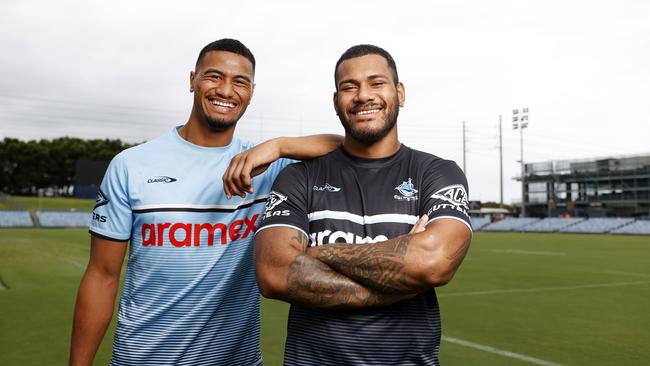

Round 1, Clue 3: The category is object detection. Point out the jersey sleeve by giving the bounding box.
[256,163,310,239]
[420,160,472,232]
[88,152,133,241]
[266,157,296,180]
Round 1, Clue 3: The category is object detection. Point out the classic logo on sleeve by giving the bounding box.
[428,184,469,216]
[263,190,290,219]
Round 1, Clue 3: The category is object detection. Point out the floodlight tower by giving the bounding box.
[512,108,529,217]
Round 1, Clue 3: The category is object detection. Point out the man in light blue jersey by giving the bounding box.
[69,38,341,366]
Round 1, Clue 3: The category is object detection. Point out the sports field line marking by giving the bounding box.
[599,270,650,278]
[442,336,566,366]
[490,249,565,256]
[439,280,650,297]
[18,243,87,270]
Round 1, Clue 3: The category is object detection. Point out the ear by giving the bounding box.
[333,91,340,116]
[397,82,405,107]
[189,70,196,92]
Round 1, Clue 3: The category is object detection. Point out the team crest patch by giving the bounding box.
[394,178,418,201]
[265,190,288,212]
[94,189,110,209]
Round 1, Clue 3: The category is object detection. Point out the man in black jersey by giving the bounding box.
[254,45,472,365]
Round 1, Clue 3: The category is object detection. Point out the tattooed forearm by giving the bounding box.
[446,238,471,266]
[311,235,414,294]
[284,252,407,309]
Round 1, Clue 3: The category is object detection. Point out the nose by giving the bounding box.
[354,83,374,103]
[215,79,234,98]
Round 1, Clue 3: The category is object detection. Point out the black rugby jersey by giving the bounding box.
[257,145,471,366]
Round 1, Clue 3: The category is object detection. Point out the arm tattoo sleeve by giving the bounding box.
[312,235,414,294]
[446,238,471,266]
[283,230,405,309]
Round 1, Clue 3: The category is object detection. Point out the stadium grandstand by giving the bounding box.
[516,153,650,218]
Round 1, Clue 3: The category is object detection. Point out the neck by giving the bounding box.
[180,109,235,147]
[342,129,400,159]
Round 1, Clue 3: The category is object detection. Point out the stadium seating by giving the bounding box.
[610,220,650,235]
[470,217,491,231]
[0,211,34,227]
[481,218,540,232]
[560,218,635,234]
[520,218,585,232]
[36,211,91,228]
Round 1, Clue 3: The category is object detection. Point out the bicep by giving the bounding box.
[254,227,308,295]
[87,235,128,278]
[423,218,472,272]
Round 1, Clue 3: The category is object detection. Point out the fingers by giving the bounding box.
[409,214,429,235]
[223,154,246,199]
[223,153,256,199]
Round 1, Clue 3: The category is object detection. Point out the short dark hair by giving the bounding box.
[334,44,399,87]
[195,38,256,72]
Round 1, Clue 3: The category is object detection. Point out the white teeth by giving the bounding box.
[210,100,235,108]
[356,109,380,115]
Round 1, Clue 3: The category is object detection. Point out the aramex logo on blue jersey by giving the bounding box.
[147,176,178,184]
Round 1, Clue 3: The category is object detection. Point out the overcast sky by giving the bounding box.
[1,0,649,204]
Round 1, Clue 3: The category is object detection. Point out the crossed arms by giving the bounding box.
[254,217,471,309]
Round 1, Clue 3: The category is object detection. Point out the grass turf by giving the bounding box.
[0,229,648,365]
[0,195,95,211]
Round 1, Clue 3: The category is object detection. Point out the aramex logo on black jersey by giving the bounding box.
[147,176,177,184]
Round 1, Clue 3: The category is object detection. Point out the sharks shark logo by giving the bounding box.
[394,178,418,201]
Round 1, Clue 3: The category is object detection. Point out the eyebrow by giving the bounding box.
[337,73,390,88]
[203,68,252,83]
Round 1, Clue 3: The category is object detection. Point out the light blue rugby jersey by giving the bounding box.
[90,126,291,366]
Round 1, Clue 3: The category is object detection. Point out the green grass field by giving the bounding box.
[0,195,95,211]
[0,229,648,365]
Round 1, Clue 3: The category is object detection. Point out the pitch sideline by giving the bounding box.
[440,280,650,297]
[443,336,566,366]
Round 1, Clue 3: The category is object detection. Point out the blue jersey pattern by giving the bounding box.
[90,127,290,366]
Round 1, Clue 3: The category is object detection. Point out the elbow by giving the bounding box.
[416,258,457,288]
[425,270,455,287]
[256,269,287,299]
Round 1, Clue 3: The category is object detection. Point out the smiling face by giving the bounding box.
[190,50,254,132]
[334,54,405,144]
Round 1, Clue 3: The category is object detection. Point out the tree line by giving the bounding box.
[0,137,135,196]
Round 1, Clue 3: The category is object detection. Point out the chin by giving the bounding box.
[203,117,238,132]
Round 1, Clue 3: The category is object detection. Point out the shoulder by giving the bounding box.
[407,147,462,173]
